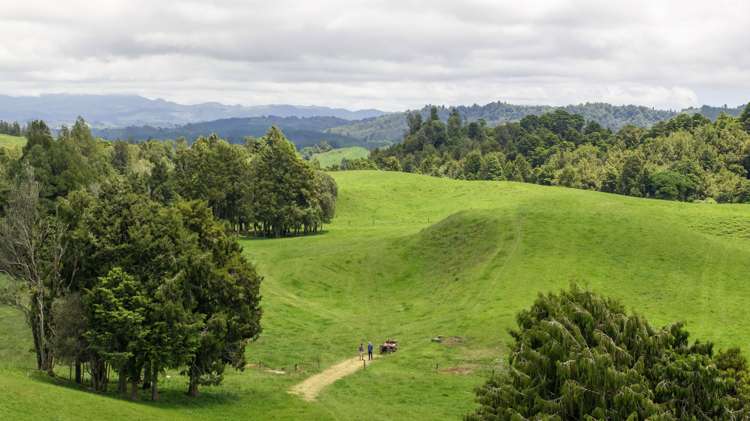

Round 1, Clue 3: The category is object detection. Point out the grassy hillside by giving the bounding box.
[3,171,750,419]
[0,134,25,150]
[312,146,369,168]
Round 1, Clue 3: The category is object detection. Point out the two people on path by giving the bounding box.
[359,341,374,360]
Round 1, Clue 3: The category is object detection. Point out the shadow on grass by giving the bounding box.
[26,369,243,409]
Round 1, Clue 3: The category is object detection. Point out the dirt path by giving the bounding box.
[289,356,375,401]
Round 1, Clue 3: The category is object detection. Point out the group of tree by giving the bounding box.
[327,101,748,144]
[0,118,333,399]
[366,103,750,203]
[0,120,23,136]
[468,285,750,420]
[172,128,337,236]
[300,140,333,160]
[326,157,378,171]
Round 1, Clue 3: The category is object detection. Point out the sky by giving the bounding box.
[1,0,748,111]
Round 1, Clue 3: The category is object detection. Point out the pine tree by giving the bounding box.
[740,102,750,133]
[249,127,325,236]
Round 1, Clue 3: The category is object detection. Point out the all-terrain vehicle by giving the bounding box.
[380,339,398,354]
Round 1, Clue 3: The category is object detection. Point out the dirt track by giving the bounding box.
[289,355,375,401]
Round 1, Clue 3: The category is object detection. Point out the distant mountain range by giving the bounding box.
[0,94,387,128]
[1,94,745,149]
[92,116,392,149]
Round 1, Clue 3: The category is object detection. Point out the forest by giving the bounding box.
[327,102,747,143]
[0,120,23,137]
[0,118,335,399]
[363,104,750,203]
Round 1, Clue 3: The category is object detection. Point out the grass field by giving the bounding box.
[3,170,750,419]
[0,134,26,151]
[312,146,369,168]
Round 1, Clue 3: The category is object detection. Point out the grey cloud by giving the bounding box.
[0,0,748,110]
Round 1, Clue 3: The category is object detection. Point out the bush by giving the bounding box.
[468,286,750,420]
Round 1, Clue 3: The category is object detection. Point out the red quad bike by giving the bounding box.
[380,339,399,354]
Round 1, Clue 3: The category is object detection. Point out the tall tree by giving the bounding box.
[469,286,750,420]
[249,127,324,236]
[178,201,262,396]
[0,169,67,374]
[740,102,750,133]
[174,134,252,228]
[407,111,423,135]
[83,267,149,394]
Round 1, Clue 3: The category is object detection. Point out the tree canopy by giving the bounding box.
[0,118,342,401]
[468,286,750,420]
[369,106,750,203]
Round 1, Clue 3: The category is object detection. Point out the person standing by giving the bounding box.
[358,342,364,360]
[367,341,374,360]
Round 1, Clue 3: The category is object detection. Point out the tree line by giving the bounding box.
[0,118,335,399]
[326,101,747,144]
[0,120,23,136]
[360,103,750,203]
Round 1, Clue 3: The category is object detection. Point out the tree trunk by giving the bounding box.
[31,319,43,370]
[118,368,128,395]
[36,293,48,371]
[90,358,108,392]
[142,364,151,390]
[150,364,159,401]
[29,293,55,375]
[130,379,139,401]
[75,361,82,384]
[187,374,199,397]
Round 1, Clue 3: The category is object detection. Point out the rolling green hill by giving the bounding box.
[0,134,25,150]
[311,146,369,168]
[3,171,750,420]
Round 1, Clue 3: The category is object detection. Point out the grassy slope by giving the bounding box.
[0,134,26,150]
[3,171,750,419]
[312,146,369,168]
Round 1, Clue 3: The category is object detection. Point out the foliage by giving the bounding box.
[468,286,750,420]
[11,118,112,209]
[0,169,68,374]
[327,102,741,143]
[69,180,263,397]
[176,200,262,396]
[0,117,270,399]
[741,103,750,133]
[0,120,23,137]
[249,127,334,236]
[372,108,750,203]
[174,134,252,225]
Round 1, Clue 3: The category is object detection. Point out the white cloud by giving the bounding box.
[0,0,748,110]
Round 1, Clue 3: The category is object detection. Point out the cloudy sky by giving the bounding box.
[1,0,748,111]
